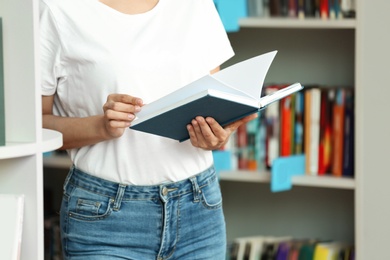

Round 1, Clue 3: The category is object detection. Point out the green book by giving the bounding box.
[0,18,5,146]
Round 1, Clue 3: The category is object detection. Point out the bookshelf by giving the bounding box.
[239,17,356,29]
[0,0,62,259]
[219,1,390,259]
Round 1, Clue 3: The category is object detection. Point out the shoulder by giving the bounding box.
[40,0,88,15]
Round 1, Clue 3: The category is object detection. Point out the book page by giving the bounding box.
[134,51,278,122]
[212,50,277,99]
[135,76,252,121]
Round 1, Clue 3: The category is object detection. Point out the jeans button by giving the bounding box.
[162,187,168,196]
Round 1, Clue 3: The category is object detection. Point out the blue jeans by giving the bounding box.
[60,166,226,260]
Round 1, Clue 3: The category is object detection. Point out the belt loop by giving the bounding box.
[113,184,126,211]
[63,165,75,191]
[189,177,201,203]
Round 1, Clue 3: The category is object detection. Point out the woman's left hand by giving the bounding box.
[187,113,258,150]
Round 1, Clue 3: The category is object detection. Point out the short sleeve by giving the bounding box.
[40,0,63,96]
[202,0,235,71]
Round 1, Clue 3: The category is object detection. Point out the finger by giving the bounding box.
[107,94,143,106]
[205,117,227,139]
[187,124,199,145]
[105,109,136,122]
[225,113,258,132]
[108,119,131,128]
[104,100,141,114]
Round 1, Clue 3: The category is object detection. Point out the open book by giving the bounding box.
[130,51,303,142]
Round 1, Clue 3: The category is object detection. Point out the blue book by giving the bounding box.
[0,18,5,146]
[130,51,303,142]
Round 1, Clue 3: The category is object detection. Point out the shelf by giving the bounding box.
[219,170,355,190]
[239,17,356,29]
[44,154,355,190]
[0,129,63,159]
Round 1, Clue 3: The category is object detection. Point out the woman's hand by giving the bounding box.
[187,113,258,150]
[103,94,143,138]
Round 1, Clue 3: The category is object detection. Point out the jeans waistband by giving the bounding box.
[64,165,217,201]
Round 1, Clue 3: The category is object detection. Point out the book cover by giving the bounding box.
[236,123,248,169]
[130,51,303,142]
[280,92,293,157]
[304,0,316,17]
[0,18,5,146]
[0,194,25,260]
[313,242,350,260]
[294,91,304,155]
[332,88,345,176]
[318,88,334,175]
[246,117,260,170]
[320,0,329,19]
[305,87,321,175]
[265,85,281,168]
[342,89,354,177]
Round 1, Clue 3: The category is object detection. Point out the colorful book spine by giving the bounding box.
[280,94,293,157]
[342,89,354,177]
[332,88,346,176]
[294,91,304,154]
[305,87,321,175]
[265,86,281,168]
[320,0,329,19]
[318,88,334,175]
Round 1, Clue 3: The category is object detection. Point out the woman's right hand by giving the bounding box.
[103,94,143,138]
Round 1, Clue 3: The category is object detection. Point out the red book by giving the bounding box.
[280,93,293,156]
[318,89,334,174]
[236,123,248,169]
[320,0,329,19]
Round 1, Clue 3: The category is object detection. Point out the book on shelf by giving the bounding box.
[130,51,303,142]
[331,88,346,176]
[304,87,321,175]
[313,241,353,260]
[227,84,355,177]
[293,90,304,154]
[318,88,335,175]
[251,0,354,19]
[342,89,354,177]
[229,235,291,260]
[228,235,353,260]
[280,90,294,157]
[0,194,25,260]
[264,85,282,168]
[0,18,5,146]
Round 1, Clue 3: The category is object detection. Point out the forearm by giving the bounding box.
[43,114,111,150]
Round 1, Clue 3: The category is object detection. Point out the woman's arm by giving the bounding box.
[42,94,143,150]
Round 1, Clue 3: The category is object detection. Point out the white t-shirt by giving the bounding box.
[40,0,234,185]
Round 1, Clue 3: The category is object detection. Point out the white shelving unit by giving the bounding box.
[218,15,356,245]
[220,171,355,190]
[0,0,62,259]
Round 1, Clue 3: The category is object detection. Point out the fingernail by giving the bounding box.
[128,114,135,119]
[135,106,141,112]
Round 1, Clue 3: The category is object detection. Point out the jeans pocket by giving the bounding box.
[67,186,113,221]
[200,178,223,210]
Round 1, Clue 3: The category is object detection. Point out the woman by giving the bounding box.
[40,0,256,259]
